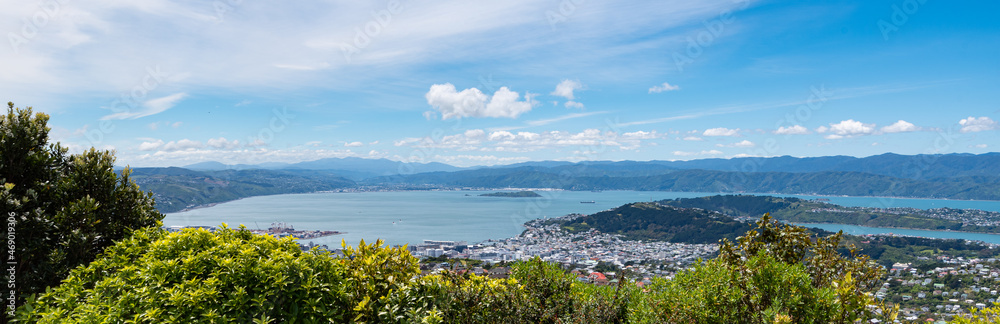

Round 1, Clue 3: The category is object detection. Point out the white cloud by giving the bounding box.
[161,139,203,151]
[703,127,740,137]
[564,100,584,109]
[622,131,658,139]
[101,92,187,120]
[138,140,164,151]
[682,136,704,141]
[425,83,536,119]
[206,137,240,149]
[880,120,919,133]
[673,150,723,157]
[395,128,650,152]
[774,125,809,135]
[464,129,486,138]
[821,119,876,139]
[171,122,182,128]
[959,116,998,133]
[815,126,829,133]
[344,141,364,147]
[648,82,680,93]
[430,154,530,167]
[551,79,583,100]
[488,131,516,141]
[717,140,755,148]
[971,144,988,148]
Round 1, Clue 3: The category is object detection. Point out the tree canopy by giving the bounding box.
[2,102,163,308]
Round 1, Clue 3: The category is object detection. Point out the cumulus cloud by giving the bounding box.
[959,116,998,133]
[138,139,164,151]
[774,125,809,135]
[564,100,584,109]
[394,128,652,152]
[344,141,364,147]
[465,129,485,138]
[703,127,740,137]
[819,119,875,139]
[673,150,723,157]
[648,82,680,93]
[717,140,755,148]
[207,137,240,149]
[971,144,988,148]
[161,139,203,151]
[425,83,536,119]
[622,130,658,139]
[682,136,704,141]
[880,120,919,133]
[551,79,583,100]
[101,92,187,120]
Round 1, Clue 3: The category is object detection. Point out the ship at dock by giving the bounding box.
[249,222,345,239]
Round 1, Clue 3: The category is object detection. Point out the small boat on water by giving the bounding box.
[580,201,596,204]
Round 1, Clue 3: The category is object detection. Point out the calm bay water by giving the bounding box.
[796,223,1000,245]
[163,191,1000,247]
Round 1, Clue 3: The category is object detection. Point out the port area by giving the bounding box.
[164,222,344,240]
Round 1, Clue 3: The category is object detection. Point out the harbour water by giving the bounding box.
[163,190,1000,247]
[796,223,1000,245]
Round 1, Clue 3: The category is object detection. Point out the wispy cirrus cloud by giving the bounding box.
[101,92,187,120]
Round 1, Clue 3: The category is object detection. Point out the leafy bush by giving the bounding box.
[379,257,632,324]
[950,303,1000,323]
[16,226,353,323]
[633,214,896,323]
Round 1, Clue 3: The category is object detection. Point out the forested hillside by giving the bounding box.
[658,195,1000,233]
[556,202,754,243]
[129,168,355,213]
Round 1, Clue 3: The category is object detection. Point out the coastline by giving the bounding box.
[163,188,1000,216]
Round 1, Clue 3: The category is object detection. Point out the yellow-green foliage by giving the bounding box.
[16,226,353,323]
[628,215,898,324]
[16,216,890,323]
[950,303,1000,323]
[340,238,420,323]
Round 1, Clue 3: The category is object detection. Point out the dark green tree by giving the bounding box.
[1,102,163,309]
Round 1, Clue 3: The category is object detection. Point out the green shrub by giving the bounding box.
[633,215,897,324]
[16,226,352,323]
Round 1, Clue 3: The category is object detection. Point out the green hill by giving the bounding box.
[129,168,356,213]
[557,202,754,243]
[658,195,1000,233]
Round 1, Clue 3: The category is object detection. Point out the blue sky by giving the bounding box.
[2,0,998,167]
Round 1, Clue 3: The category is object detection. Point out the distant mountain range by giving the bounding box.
[129,152,1000,213]
[184,157,463,180]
